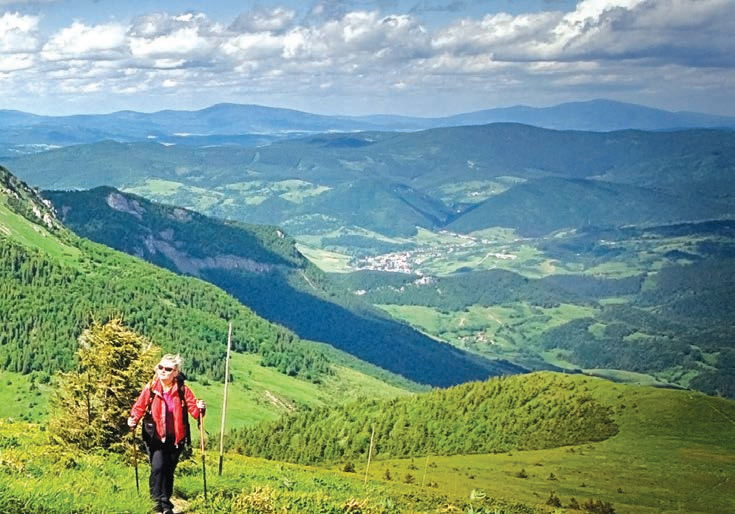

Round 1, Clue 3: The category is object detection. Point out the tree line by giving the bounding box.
[226,372,618,466]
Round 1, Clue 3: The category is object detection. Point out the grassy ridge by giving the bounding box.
[416,376,735,514]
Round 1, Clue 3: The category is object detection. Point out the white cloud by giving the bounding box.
[130,26,211,59]
[0,52,34,71]
[41,21,126,61]
[223,31,284,60]
[0,12,39,53]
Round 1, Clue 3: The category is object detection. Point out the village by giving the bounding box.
[351,232,517,275]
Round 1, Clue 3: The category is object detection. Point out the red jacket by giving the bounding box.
[130,377,202,446]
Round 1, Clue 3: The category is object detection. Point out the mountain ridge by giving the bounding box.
[2,99,734,155]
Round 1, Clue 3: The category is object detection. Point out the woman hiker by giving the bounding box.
[128,354,206,514]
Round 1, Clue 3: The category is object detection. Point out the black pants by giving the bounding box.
[146,437,182,512]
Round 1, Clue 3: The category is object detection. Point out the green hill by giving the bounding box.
[228,372,619,465]
[446,177,724,237]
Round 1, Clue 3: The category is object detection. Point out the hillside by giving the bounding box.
[3,371,732,513]
[5,124,734,249]
[446,177,724,236]
[0,165,341,384]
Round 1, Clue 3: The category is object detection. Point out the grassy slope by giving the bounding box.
[369,374,735,514]
[192,353,414,430]
[1,373,733,513]
[0,202,76,260]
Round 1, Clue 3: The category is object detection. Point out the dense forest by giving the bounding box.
[0,237,332,382]
[227,372,618,465]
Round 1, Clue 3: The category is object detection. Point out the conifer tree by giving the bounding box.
[49,318,159,453]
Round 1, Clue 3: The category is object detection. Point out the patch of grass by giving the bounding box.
[193,353,409,432]
[296,243,353,273]
[0,370,53,422]
[376,302,598,370]
[0,204,80,262]
[125,179,224,212]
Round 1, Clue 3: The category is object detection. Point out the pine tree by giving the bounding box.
[49,318,159,453]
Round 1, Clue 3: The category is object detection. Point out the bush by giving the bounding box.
[48,318,159,453]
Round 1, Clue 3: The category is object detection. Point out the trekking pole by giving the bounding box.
[218,321,233,476]
[199,412,208,501]
[131,425,140,495]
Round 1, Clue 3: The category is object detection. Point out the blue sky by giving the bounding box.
[0,0,733,116]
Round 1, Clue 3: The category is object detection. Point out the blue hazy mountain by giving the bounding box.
[2,100,733,154]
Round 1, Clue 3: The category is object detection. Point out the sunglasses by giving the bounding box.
[157,365,174,372]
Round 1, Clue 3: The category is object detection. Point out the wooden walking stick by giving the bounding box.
[199,412,208,501]
[218,321,233,476]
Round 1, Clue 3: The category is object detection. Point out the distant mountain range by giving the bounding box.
[1,99,733,154]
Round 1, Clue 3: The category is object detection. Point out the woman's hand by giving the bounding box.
[127,416,137,428]
[197,400,206,412]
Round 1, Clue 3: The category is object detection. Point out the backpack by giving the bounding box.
[142,374,192,457]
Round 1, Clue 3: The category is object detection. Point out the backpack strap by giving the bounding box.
[176,375,192,448]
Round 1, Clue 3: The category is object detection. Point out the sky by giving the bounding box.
[0,0,733,117]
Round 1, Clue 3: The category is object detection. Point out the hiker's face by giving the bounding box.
[157,360,178,384]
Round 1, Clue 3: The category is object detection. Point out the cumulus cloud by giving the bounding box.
[0,11,39,52]
[41,21,127,61]
[1,0,733,115]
